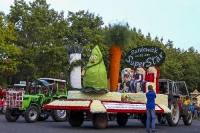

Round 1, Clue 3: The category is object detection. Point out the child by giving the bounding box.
[120,73,131,93]
[146,85,156,133]
[130,68,142,93]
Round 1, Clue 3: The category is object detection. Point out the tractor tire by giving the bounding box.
[117,113,128,126]
[157,114,166,124]
[69,111,84,127]
[183,109,192,126]
[5,108,19,122]
[51,110,66,122]
[24,106,39,123]
[38,113,49,121]
[166,98,180,126]
[92,113,108,129]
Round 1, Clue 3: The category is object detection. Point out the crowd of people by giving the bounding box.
[190,102,200,119]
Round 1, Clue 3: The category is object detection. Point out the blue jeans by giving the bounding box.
[141,81,147,92]
[146,108,156,132]
[130,81,140,92]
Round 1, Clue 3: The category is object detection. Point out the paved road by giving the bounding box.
[0,114,200,133]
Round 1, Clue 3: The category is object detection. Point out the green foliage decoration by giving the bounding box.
[66,45,83,55]
[65,45,85,89]
[65,59,86,90]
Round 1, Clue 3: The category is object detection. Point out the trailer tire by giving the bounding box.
[5,108,19,122]
[183,109,192,126]
[117,113,128,126]
[92,113,108,129]
[166,98,180,126]
[69,111,84,127]
[24,106,39,123]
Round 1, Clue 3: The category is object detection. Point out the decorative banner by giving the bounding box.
[102,101,164,113]
[124,46,166,69]
[102,102,161,110]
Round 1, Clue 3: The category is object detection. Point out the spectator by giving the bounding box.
[2,97,6,114]
[0,97,3,114]
[194,103,198,119]
[146,85,156,133]
[190,103,194,117]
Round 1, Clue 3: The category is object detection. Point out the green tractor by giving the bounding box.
[5,78,68,123]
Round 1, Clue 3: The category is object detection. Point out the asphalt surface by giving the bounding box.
[0,114,200,133]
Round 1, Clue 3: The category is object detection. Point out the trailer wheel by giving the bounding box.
[157,114,166,124]
[183,109,192,126]
[117,113,128,126]
[92,113,108,129]
[51,110,66,122]
[69,111,84,127]
[166,98,180,126]
[5,108,19,122]
[24,106,39,123]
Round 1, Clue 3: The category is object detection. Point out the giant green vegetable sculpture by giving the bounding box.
[82,45,108,93]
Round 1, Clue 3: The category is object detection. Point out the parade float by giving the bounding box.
[43,45,192,129]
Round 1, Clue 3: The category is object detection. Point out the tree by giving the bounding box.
[7,0,69,92]
[0,14,21,86]
[180,47,200,92]
[67,10,106,59]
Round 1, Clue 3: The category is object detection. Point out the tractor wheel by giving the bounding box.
[157,114,166,124]
[92,113,108,129]
[51,110,66,122]
[38,113,49,121]
[24,106,39,123]
[166,98,180,126]
[5,108,19,122]
[116,113,128,126]
[69,111,84,127]
[183,109,192,126]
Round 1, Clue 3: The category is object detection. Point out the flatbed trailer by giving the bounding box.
[44,100,164,114]
[43,91,170,129]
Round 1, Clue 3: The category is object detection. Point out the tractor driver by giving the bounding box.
[184,96,190,105]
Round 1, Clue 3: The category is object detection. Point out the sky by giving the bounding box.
[1,0,200,52]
